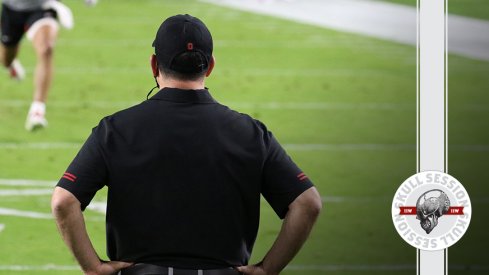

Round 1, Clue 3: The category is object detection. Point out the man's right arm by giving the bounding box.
[53,122,132,274]
[51,187,133,275]
[237,187,322,275]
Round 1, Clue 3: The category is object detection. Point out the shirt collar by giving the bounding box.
[148,87,217,104]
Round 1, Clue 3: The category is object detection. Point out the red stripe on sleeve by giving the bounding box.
[62,175,76,182]
[64,172,77,179]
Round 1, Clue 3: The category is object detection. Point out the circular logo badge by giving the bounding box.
[391,171,471,251]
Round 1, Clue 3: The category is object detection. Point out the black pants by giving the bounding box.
[0,4,57,46]
[119,264,241,275]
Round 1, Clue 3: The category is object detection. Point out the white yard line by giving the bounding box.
[86,202,107,214]
[0,142,81,150]
[0,224,4,233]
[0,179,56,187]
[0,208,52,219]
[0,189,53,196]
[201,0,489,61]
[0,206,105,220]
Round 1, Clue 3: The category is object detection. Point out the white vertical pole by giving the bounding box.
[417,0,447,274]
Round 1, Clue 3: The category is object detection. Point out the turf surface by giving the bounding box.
[0,0,487,274]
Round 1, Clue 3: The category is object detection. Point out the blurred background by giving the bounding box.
[0,0,487,274]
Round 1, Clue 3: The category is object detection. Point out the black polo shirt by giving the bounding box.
[57,87,314,269]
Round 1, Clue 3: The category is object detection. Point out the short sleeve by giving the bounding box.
[56,126,108,210]
[261,130,314,219]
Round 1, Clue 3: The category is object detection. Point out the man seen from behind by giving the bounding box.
[51,14,322,275]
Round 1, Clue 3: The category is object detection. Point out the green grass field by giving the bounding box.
[380,0,489,20]
[0,0,488,274]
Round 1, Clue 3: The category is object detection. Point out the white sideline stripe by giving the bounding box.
[0,207,52,219]
[0,224,4,233]
[201,0,489,61]
[0,189,53,196]
[0,179,56,187]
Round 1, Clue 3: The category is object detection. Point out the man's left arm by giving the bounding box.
[51,187,132,275]
[237,127,322,274]
[237,187,321,275]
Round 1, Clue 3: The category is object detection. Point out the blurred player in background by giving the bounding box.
[0,0,97,131]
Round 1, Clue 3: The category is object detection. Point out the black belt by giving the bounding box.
[119,263,241,275]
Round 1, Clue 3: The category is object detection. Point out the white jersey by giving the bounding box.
[2,0,49,11]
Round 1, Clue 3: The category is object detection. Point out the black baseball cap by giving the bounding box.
[152,14,213,74]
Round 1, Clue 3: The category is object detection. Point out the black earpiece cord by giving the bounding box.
[146,77,160,100]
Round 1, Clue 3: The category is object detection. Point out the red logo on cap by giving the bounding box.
[187,43,194,50]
